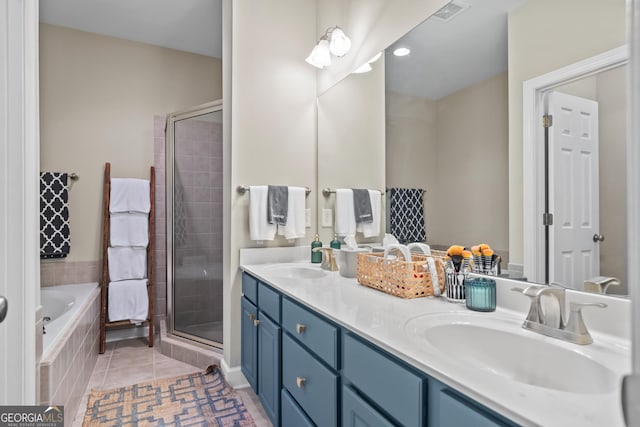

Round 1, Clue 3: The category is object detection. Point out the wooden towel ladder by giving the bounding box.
[99,162,155,354]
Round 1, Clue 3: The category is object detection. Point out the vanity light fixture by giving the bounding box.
[306,26,352,69]
[393,47,411,57]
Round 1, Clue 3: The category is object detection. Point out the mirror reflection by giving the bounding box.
[317,0,628,297]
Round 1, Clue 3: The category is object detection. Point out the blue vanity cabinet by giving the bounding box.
[342,384,396,427]
[240,296,258,391]
[240,274,282,427]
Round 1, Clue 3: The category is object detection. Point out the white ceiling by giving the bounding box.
[39,0,223,58]
[386,0,527,100]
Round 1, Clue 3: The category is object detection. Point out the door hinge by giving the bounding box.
[543,212,554,226]
[542,114,553,128]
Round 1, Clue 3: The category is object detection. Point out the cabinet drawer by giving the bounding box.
[438,389,508,427]
[342,385,395,427]
[282,297,339,369]
[282,333,338,427]
[258,281,280,322]
[242,272,258,305]
[281,389,314,427]
[343,333,424,427]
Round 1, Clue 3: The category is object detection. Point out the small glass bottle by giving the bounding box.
[330,234,341,249]
[311,234,323,263]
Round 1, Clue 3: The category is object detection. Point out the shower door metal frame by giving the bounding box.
[166,99,223,349]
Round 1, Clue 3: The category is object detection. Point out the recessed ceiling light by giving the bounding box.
[393,47,411,57]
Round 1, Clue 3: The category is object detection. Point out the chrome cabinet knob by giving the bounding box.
[296,376,306,388]
[593,233,605,242]
[253,319,260,327]
[248,313,255,321]
[296,323,306,334]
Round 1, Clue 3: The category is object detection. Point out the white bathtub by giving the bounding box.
[41,283,99,357]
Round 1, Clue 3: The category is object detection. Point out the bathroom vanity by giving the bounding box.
[239,258,630,427]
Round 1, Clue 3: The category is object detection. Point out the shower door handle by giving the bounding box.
[0,296,7,323]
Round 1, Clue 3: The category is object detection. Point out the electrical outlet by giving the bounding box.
[305,208,311,228]
[322,209,333,227]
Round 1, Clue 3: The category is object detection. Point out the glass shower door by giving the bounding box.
[167,101,223,347]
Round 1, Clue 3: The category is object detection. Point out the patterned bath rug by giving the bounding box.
[82,370,256,426]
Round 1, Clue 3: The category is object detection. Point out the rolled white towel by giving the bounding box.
[110,212,149,247]
[108,279,149,323]
[110,178,150,213]
[108,247,147,281]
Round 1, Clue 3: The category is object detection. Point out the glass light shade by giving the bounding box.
[306,39,332,68]
[353,62,372,74]
[305,45,324,69]
[329,27,351,57]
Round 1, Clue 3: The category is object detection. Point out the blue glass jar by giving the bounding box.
[465,277,496,312]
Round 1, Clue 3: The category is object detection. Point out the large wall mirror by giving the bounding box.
[316,0,629,297]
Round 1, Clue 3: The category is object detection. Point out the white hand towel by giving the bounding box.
[110,178,150,213]
[278,186,306,239]
[110,212,149,247]
[357,190,381,238]
[108,247,147,281]
[335,189,356,237]
[249,185,276,241]
[108,279,148,322]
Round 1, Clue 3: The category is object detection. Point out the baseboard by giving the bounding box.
[221,358,250,389]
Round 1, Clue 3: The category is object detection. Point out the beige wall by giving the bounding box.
[226,0,317,367]
[387,72,509,255]
[317,58,386,243]
[507,0,627,266]
[39,24,221,263]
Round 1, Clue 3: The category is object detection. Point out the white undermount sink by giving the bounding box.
[262,264,328,280]
[404,312,620,394]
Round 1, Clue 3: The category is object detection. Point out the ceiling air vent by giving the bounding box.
[432,1,470,22]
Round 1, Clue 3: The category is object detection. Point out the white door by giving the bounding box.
[548,91,600,290]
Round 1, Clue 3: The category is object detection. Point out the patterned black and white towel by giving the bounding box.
[40,172,70,259]
[389,188,426,243]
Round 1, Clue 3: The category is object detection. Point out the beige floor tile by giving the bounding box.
[153,360,200,380]
[101,365,155,390]
[108,349,153,369]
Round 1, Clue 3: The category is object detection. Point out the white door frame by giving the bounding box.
[522,45,629,284]
[0,0,40,404]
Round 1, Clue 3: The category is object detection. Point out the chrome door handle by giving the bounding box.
[0,296,7,323]
[593,233,605,242]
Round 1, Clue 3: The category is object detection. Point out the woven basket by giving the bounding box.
[356,252,446,298]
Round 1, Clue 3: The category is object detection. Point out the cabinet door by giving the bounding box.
[240,297,258,391]
[343,385,395,427]
[258,312,281,426]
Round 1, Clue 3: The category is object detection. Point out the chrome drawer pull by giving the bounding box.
[253,319,260,327]
[296,323,306,334]
[296,376,306,388]
[248,313,255,321]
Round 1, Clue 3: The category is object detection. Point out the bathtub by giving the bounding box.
[41,283,99,356]
[39,282,101,420]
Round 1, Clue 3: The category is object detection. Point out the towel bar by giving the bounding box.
[237,185,311,196]
[322,188,387,197]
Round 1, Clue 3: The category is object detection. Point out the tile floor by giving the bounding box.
[72,338,271,426]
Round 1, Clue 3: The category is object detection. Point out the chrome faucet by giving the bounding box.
[512,285,606,345]
[313,247,339,271]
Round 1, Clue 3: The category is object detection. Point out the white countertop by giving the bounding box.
[240,258,631,427]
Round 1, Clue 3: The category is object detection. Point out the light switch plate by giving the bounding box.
[322,209,333,227]
[305,208,311,228]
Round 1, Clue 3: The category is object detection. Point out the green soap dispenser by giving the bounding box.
[330,234,341,249]
[311,234,323,263]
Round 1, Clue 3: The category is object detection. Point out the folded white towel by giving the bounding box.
[108,247,147,281]
[110,178,150,213]
[249,186,277,241]
[335,189,356,237]
[108,279,149,322]
[357,190,382,238]
[278,186,306,239]
[110,212,149,247]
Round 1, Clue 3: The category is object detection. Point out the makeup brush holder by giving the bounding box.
[445,270,467,302]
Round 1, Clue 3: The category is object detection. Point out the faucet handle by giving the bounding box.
[511,286,544,323]
[564,302,607,344]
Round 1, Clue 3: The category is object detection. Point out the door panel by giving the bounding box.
[549,92,600,290]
